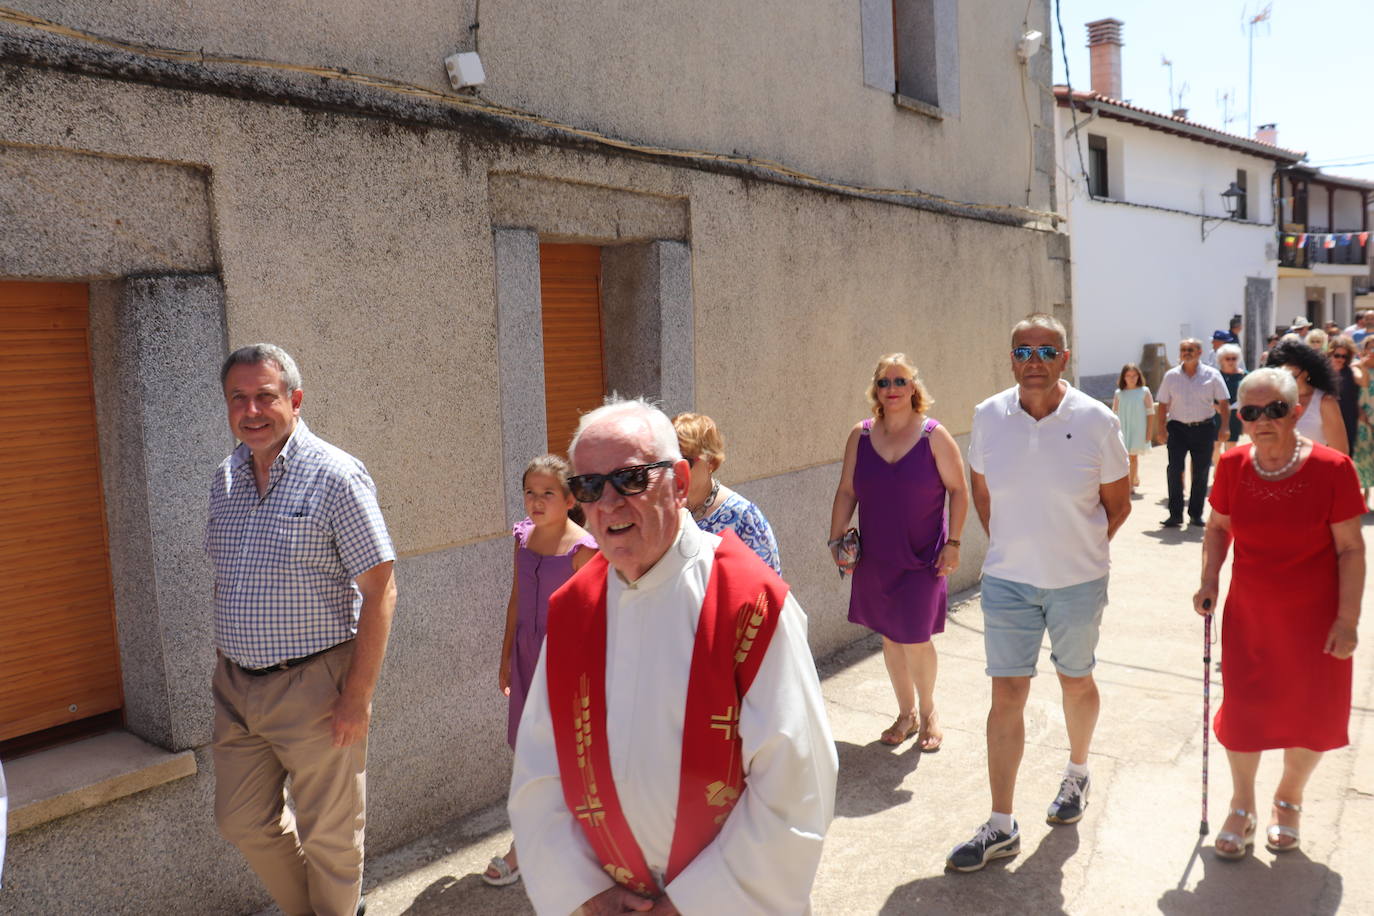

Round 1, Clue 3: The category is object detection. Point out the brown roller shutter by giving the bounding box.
[539,244,606,456]
[0,281,122,742]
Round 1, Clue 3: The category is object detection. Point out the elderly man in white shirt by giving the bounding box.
[509,397,837,914]
[1154,339,1232,528]
[947,312,1131,873]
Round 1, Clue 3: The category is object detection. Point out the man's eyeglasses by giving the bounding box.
[1237,401,1291,422]
[1011,345,1062,363]
[875,377,911,388]
[567,461,673,503]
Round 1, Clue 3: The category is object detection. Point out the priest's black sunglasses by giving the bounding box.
[1237,401,1291,422]
[568,461,674,503]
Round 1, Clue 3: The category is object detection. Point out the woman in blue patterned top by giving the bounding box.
[673,412,782,573]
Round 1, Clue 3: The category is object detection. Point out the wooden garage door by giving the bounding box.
[0,281,122,742]
[539,244,606,456]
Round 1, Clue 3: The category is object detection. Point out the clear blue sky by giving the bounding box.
[1052,0,1374,182]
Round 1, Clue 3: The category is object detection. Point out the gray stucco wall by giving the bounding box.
[9,0,1053,208]
[0,26,1058,915]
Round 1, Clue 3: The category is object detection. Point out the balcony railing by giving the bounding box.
[1279,230,1370,268]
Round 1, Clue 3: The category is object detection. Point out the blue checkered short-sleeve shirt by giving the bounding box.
[206,420,396,668]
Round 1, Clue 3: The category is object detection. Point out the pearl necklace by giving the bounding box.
[1254,437,1304,480]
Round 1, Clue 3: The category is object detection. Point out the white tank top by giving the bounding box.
[1296,389,1326,444]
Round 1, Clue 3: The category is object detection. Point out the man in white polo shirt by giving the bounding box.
[1153,339,1231,528]
[947,312,1131,873]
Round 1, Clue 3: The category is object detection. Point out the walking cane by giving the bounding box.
[1200,598,1213,837]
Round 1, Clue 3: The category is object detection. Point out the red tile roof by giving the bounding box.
[1053,86,1307,163]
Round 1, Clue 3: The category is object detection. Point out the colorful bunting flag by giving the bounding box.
[1283,235,1296,246]
[1359,232,1369,247]
[1324,235,1337,249]
[1297,233,1308,247]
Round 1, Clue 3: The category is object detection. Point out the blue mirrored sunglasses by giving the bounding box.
[1011,345,1062,363]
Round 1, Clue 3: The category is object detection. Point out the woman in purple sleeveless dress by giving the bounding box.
[830,354,969,750]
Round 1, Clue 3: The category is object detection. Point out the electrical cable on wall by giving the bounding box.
[0,4,1060,227]
[1019,0,1036,206]
[1055,0,1094,200]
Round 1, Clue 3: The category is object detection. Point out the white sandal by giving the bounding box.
[1214,808,1256,861]
[482,855,522,886]
[1266,799,1302,853]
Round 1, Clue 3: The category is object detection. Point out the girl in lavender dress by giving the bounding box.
[829,354,969,750]
[484,454,597,887]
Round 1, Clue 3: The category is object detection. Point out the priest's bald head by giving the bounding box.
[568,397,691,581]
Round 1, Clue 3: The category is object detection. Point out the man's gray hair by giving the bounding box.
[1180,337,1203,349]
[1217,343,1243,360]
[1011,312,1068,350]
[220,343,303,393]
[1237,367,1299,405]
[568,395,683,467]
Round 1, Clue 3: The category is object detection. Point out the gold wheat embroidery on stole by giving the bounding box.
[734,591,768,664]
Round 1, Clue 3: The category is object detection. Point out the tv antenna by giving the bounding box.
[1162,56,1190,114]
[1217,88,1239,128]
[1243,3,1273,136]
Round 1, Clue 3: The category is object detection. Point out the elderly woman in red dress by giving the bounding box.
[1193,367,1364,861]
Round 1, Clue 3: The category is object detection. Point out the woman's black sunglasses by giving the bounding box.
[567,461,673,503]
[875,377,910,388]
[1237,401,1291,422]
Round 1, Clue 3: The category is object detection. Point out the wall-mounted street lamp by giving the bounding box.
[1200,182,1246,241]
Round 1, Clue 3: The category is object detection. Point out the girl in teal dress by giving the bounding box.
[1112,363,1154,493]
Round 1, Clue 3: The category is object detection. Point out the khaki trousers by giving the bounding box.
[212,642,366,916]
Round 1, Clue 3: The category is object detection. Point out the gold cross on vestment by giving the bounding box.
[710,706,739,740]
[576,795,606,827]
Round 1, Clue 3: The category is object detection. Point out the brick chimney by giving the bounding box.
[1256,123,1278,146]
[1086,18,1124,100]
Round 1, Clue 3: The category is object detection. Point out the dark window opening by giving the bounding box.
[1087,134,1109,198]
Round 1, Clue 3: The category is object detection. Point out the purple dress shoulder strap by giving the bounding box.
[567,530,599,555]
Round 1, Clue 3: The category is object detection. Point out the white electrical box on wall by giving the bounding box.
[445,51,485,89]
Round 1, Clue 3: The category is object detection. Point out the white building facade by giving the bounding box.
[1053,19,1303,396]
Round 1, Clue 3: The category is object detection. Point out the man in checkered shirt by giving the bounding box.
[206,343,397,916]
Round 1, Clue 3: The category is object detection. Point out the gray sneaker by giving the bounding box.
[1047,772,1090,825]
[945,820,1020,872]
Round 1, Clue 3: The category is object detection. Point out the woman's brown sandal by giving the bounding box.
[1214,808,1256,860]
[1266,799,1302,853]
[880,712,918,746]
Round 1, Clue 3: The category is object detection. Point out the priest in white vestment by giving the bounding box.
[509,398,837,915]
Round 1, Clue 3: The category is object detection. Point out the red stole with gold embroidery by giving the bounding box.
[545,529,787,898]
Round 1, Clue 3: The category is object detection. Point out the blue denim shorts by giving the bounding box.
[980,574,1109,677]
